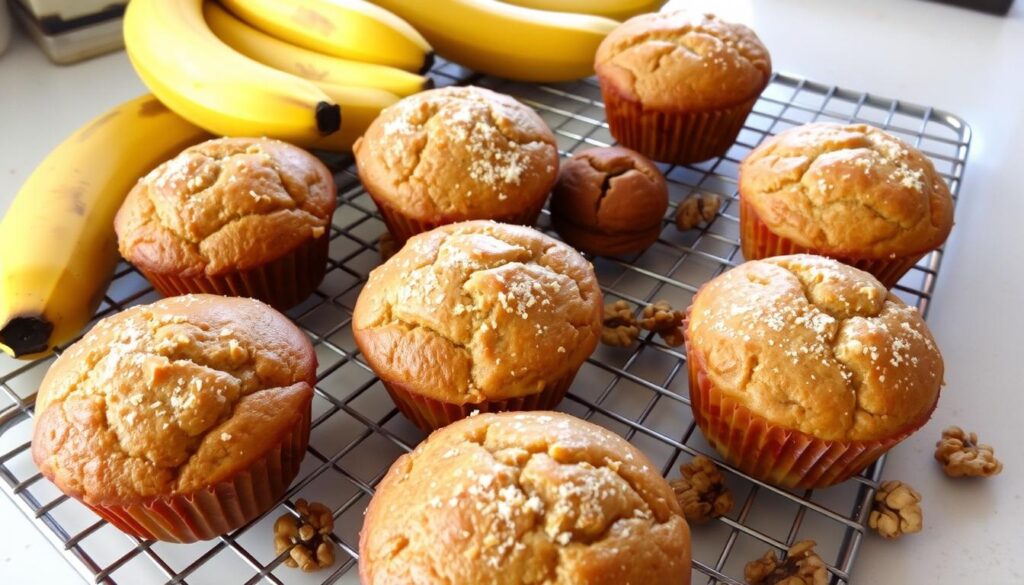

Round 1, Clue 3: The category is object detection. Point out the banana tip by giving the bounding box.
[420,51,436,75]
[315,102,342,135]
[0,315,53,358]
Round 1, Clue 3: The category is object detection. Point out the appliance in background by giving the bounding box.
[0,1,10,56]
[11,0,126,64]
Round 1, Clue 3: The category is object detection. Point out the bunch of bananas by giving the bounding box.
[2,0,666,359]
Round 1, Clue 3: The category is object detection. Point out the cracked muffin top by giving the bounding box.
[551,146,668,234]
[32,294,316,505]
[352,221,602,404]
[353,86,559,221]
[115,137,336,277]
[739,123,954,258]
[595,11,771,111]
[687,255,943,442]
[360,411,691,585]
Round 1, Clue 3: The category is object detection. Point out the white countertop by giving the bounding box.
[1,0,1021,583]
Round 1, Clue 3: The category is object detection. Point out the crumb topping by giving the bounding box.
[357,86,558,219]
[115,138,335,276]
[360,412,690,583]
[31,295,315,502]
[740,123,954,257]
[354,222,602,403]
[688,255,942,441]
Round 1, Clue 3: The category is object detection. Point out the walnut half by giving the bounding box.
[675,193,722,231]
[602,300,640,347]
[744,539,828,585]
[868,480,922,540]
[639,300,686,347]
[670,455,734,523]
[934,426,1003,478]
[273,499,336,571]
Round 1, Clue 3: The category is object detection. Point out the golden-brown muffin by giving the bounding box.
[353,86,559,242]
[551,146,668,256]
[360,411,692,584]
[32,294,316,542]
[685,254,943,488]
[352,221,603,431]
[115,137,336,309]
[739,122,955,287]
[595,11,771,164]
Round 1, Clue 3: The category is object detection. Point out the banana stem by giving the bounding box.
[0,315,53,357]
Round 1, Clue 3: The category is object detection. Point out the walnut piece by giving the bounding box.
[602,300,640,347]
[745,539,828,585]
[675,193,722,231]
[639,300,685,347]
[868,480,922,540]
[273,499,336,571]
[379,231,398,261]
[934,426,1003,478]
[670,455,734,523]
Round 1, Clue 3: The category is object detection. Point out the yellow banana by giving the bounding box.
[0,95,208,359]
[203,2,429,99]
[124,0,344,148]
[498,0,665,21]
[219,0,433,73]
[308,83,401,151]
[371,0,618,82]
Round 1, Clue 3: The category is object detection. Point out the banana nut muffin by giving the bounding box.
[595,11,771,163]
[353,86,559,242]
[686,254,943,488]
[352,221,603,431]
[551,146,668,257]
[32,294,316,542]
[739,122,955,287]
[360,411,692,584]
[115,137,336,309]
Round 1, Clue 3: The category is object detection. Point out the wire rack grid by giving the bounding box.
[0,60,970,585]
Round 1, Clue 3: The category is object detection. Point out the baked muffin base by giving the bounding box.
[381,368,578,432]
[739,198,926,289]
[684,317,938,489]
[553,215,663,257]
[369,190,548,244]
[600,80,759,165]
[81,400,311,543]
[141,232,330,311]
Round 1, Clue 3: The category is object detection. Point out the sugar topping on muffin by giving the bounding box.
[688,255,942,441]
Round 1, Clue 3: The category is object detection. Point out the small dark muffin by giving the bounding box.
[551,146,668,256]
[115,137,336,309]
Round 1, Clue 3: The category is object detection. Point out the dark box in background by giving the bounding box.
[930,0,1015,15]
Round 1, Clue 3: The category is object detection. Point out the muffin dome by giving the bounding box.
[353,221,602,429]
[360,411,691,584]
[354,86,558,240]
[739,122,954,259]
[32,294,316,541]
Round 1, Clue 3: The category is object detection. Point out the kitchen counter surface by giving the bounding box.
[1,0,1021,583]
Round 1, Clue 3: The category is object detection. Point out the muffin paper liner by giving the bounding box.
[739,197,926,289]
[381,369,579,432]
[367,187,548,244]
[139,233,330,311]
[684,309,938,489]
[81,400,311,543]
[599,81,760,165]
[552,215,662,257]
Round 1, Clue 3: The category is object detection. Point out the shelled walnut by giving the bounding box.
[273,499,336,571]
[670,455,734,523]
[744,539,828,585]
[602,300,640,347]
[868,480,922,540]
[639,300,686,347]
[675,193,722,231]
[934,426,1003,478]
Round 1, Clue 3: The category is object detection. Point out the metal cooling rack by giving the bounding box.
[0,60,970,585]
